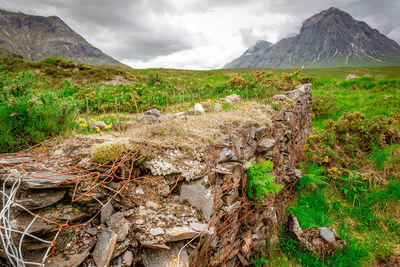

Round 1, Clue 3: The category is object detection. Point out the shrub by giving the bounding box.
[228,76,247,90]
[147,72,163,86]
[246,160,283,202]
[263,71,301,91]
[312,92,336,117]
[0,63,77,152]
[370,143,399,170]
[304,112,400,177]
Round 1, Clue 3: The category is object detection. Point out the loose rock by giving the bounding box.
[144,109,161,117]
[223,94,241,104]
[93,228,118,267]
[345,74,359,80]
[112,121,138,131]
[121,250,133,267]
[180,183,214,221]
[286,214,346,258]
[218,148,238,163]
[106,212,130,242]
[150,227,165,236]
[142,242,189,267]
[257,137,276,152]
[101,202,115,224]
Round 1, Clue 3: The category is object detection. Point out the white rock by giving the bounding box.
[194,103,205,114]
[146,201,159,209]
[136,188,145,195]
[145,158,182,176]
[346,74,359,80]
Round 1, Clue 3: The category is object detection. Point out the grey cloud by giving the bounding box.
[239,28,269,47]
[0,0,399,68]
[247,0,400,42]
[1,0,195,61]
[203,0,400,43]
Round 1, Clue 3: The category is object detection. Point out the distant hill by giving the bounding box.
[0,9,124,66]
[224,40,271,68]
[224,7,400,68]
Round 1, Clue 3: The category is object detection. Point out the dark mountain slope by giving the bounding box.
[0,9,124,66]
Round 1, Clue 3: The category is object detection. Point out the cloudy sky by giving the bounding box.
[1,0,400,69]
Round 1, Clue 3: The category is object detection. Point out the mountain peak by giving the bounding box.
[224,8,400,68]
[301,7,353,30]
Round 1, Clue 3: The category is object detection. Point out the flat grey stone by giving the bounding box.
[11,211,56,235]
[15,189,66,210]
[165,226,198,242]
[146,201,159,209]
[2,171,76,189]
[136,187,145,194]
[159,113,175,122]
[257,137,276,152]
[180,183,214,221]
[0,156,33,164]
[150,227,165,236]
[45,243,94,267]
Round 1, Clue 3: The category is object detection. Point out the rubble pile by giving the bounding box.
[0,84,312,266]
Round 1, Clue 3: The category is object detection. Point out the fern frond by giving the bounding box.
[298,163,327,190]
[371,143,399,170]
[247,160,283,202]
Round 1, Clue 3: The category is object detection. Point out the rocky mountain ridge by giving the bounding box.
[224,7,400,68]
[0,9,123,66]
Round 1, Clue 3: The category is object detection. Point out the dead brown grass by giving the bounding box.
[53,102,273,158]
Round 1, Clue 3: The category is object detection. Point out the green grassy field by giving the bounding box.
[1,57,400,266]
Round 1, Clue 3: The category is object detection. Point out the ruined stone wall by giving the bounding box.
[0,84,312,267]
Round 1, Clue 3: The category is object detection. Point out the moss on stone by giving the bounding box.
[91,140,132,164]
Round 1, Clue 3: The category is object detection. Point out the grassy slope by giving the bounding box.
[276,75,400,265]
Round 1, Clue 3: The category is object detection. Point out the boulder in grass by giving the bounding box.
[345,74,359,80]
[89,121,107,130]
[202,102,213,112]
[286,214,346,258]
[222,94,241,104]
[144,109,161,117]
[194,103,205,115]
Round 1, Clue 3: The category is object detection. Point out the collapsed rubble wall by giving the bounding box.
[0,84,312,267]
